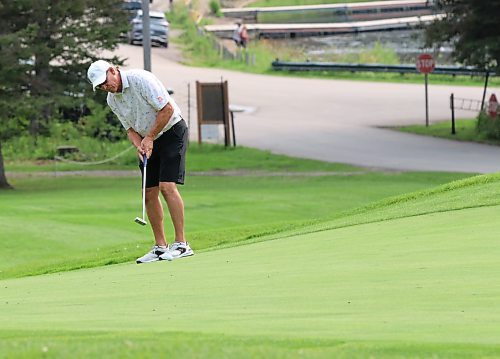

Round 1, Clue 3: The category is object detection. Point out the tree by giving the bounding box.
[0,0,128,189]
[0,142,12,189]
[425,0,500,71]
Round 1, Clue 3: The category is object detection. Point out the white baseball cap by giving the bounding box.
[87,60,111,91]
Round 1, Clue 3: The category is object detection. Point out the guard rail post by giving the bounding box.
[450,93,456,135]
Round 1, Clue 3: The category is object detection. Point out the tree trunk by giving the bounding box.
[0,141,13,190]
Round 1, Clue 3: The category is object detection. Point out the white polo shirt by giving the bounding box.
[107,69,182,139]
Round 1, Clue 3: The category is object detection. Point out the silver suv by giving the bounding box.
[128,10,169,48]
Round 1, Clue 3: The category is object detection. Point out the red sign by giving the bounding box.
[416,54,435,74]
[489,94,498,118]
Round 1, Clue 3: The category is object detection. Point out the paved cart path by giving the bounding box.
[104,43,500,173]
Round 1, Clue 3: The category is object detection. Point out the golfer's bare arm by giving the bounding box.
[126,103,174,144]
[127,128,143,148]
[145,102,174,141]
[128,103,175,158]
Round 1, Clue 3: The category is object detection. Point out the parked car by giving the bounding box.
[122,1,142,21]
[128,10,169,48]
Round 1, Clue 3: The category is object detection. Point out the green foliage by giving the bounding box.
[2,97,128,162]
[209,0,222,16]
[0,0,128,131]
[333,42,399,64]
[477,111,500,139]
[0,0,129,186]
[78,98,124,141]
[0,100,30,142]
[426,0,500,72]
[168,1,189,24]
[171,3,305,70]
[170,4,222,66]
[3,135,132,163]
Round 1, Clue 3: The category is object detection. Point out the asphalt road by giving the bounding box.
[105,44,500,173]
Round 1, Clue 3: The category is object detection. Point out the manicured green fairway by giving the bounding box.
[2,145,498,357]
[3,205,500,339]
[1,174,500,357]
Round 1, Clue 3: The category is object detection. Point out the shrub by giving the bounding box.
[477,111,500,139]
[209,0,222,16]
[78,99,123,142]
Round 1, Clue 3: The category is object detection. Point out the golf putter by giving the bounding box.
[135,154,148,226]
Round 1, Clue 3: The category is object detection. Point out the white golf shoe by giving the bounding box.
[136,245,168,264]
[159,242,194,261]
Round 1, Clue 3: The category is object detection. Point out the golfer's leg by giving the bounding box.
[159,182,185,243]
[145,186,167,247]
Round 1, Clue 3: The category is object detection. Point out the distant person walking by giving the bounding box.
[240,25,249,48]
[232,22,250,48]
[87,60,194,264]
[232,22,243,47]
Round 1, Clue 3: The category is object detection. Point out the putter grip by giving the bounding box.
[143,154,148,166]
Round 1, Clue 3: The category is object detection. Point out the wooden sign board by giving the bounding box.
[196,81,230,146]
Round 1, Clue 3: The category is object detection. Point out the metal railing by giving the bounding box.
[271,60,495,77]
[451,96,484,113]
[449,94,499,135]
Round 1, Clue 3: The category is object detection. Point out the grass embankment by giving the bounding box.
[393,118,500,146]
[0,167,469,280]
[2,173,500,357]
[169,3,499,87]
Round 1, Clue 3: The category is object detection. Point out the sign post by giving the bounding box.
[142,0,151,71]
[416,54,435,127]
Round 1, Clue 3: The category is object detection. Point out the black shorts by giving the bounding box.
[139,119,188,187]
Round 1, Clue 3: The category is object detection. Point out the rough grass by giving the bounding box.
[392,118,500,146]
[4,143,359,173]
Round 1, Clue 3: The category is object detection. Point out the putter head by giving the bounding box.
[134,217,147,226]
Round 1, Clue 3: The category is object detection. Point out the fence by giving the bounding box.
[271,60,495,77]
[449,94,499,135]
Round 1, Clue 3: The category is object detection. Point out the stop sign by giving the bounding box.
[416,54,435,74]
[489,94,498,118]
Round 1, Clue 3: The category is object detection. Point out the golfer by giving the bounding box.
[87,60,193,263]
